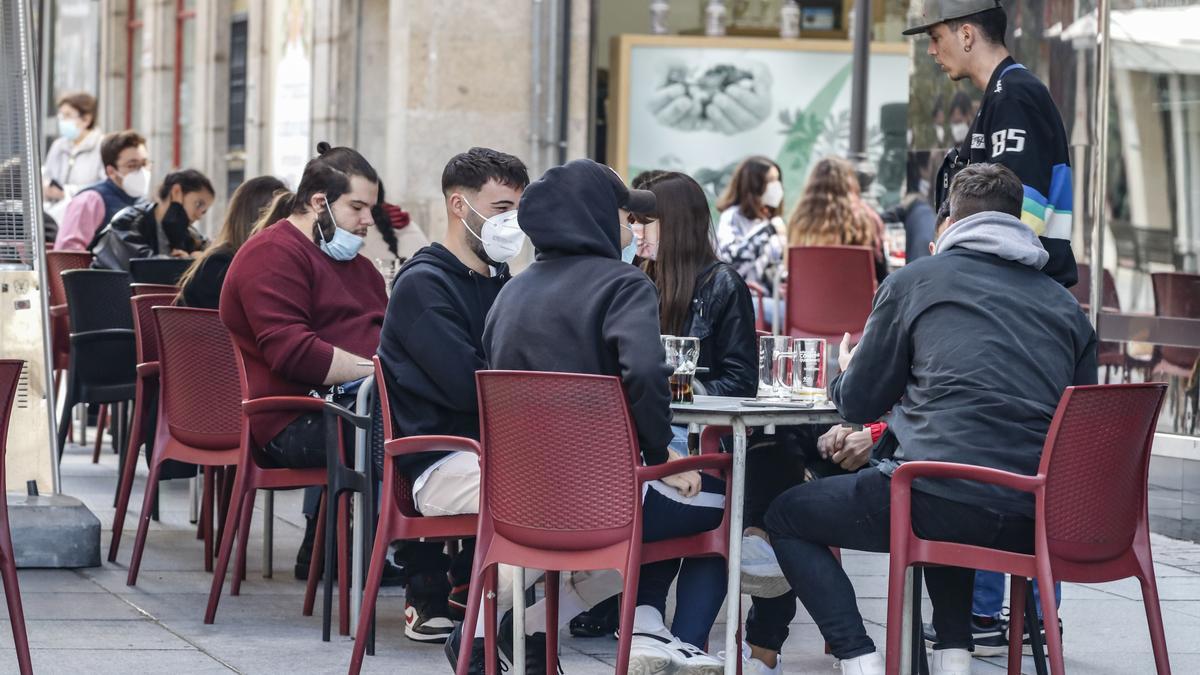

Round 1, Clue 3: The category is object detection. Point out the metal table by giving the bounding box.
[670,395,846,675]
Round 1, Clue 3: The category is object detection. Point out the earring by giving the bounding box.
[965,43,972,52]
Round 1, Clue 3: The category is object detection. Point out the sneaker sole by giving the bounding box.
[973,643,1009,657]
[628,651,673,675]
[741,572,792,599]
[405,624,453,643]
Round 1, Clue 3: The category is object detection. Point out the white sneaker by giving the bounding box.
[629,631,724,674]
[838,651,884,675]
[741,534,791,598]
[735,641,783,674]
[929,648,972,675]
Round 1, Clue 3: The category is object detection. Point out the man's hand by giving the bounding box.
[661,449,702,498]
[838,332,858,372]
[817,425,874,471]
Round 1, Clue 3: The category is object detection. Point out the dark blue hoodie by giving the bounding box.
[377,242,509,480]
[482,159,673,465]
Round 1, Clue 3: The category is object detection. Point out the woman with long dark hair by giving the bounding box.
[177,175,288,308]
[715,156,786,292]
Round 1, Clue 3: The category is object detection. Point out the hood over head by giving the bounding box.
[935,210,1049,269]
[517,159,655,260]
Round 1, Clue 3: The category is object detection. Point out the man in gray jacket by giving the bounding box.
[764,163,1096,675]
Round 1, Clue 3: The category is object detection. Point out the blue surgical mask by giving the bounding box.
[620,224,639,264]
[58,117,81,142]
[318,200,365,261]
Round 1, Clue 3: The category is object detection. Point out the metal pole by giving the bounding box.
[529,0,544,177]
[848,0,872,161]
[555,0,571,165]
[1088,0,1112,327]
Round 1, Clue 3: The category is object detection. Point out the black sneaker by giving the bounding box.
[569,594,620,638]
[922,615,1008,657]
[448,581,469,621]
[444,621,507,675]
[498,609,563,675]
[1022,618,1063,655]
[405,572,455,642]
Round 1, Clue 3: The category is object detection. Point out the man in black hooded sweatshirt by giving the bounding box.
[376,148,528,645]
[483,159,730,674]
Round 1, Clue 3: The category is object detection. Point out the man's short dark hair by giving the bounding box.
[935,200,953,237]
[948,163,1023,221]
[441,148,530,195]
[100,130,146,169]
[945,7,1007,47]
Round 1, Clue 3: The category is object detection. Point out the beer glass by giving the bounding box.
[758,336,793,399]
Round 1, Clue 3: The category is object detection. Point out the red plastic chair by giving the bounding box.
[348,356,481,674]
[785,246,876,341]
[110,293,179,563]
[204,336,350,625]
[457,371,733,675]
[125,307,244,586]
[885,383,1170,675]
[746,280,772,333]
[1150,273,1200,431]
[1073,263,1130,382]
[0,361,33,675]
[46,251,94,443]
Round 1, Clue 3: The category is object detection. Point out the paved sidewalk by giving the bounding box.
[1,441,1197,674]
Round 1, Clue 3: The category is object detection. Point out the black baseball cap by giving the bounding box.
[603,165,656,215]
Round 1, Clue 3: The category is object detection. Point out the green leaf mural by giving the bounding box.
[774,62,854,210]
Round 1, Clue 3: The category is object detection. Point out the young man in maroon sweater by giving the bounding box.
[219,143,386,577]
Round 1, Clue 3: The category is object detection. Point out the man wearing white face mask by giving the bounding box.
[220,142,386,582]
[376,148,538,655]
[55,130,151,251]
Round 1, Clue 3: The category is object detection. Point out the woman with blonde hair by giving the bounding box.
[787,156,887,281]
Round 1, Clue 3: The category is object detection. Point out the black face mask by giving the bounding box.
[162,202,193,251]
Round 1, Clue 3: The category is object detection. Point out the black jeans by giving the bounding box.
[764,467,1035,660]
[744,425,837,652]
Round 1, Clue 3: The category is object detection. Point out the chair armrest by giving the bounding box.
[637,454,732,483]
[321,400,371,429]
[384,435,481,459]
[698,426,732,455]
[242,395,327,416]
[891,460,1043,495]
[50,304,67,318]
[136,362,159,378]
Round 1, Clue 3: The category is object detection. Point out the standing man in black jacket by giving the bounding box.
[907,0,1079,648]
[763,164,1096,675]
[376,148,528,645]
[908,0,1077,289]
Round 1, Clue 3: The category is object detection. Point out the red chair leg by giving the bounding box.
[484,566,499,675]
[614,566,640,675]
[125,457,166,586]
[1035,565,1065,675]
[92,404,107,463]
[545,571,560,674]
[1007,576,1028,675]
[0,508,33,675]
[338,492,351,636]
[108,393,147,562]
[349,512,395,674]
[884,552,910,675]
[205,468,250,624]
[1137,566,1172,675]
[202,467,215,572]
[303,491,327,617]
[231,488,256,595]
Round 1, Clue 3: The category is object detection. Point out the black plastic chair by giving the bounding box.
[130,257,193,285]
[56,270,137,463]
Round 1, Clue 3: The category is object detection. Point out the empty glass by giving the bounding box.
[792,338,827,401]
[758,335,793,399]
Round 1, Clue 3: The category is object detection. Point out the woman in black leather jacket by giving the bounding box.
[90,169,214,272]
[635,171,757,401]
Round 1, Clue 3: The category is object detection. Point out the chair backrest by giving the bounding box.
[131,294,177,367]
[786,245,876,340]
[475,370,640,551]
[1039,383,1166,564]
[373,356,421,517]
[131,283,180,297]
[0,360,23,487]
[1071,263,1121,312]
[62,269,134,334]
[1151,272,1200,369]
[129,257,192,285]
[45,251,93,306]
[152,307,242,450]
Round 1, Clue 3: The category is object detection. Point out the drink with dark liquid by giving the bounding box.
[670,371,694,403]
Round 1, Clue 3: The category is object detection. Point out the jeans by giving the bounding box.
[636,473,727,648]
[765,467,1035,660]
[973,571,1061,620]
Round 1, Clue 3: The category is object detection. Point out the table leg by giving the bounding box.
[262,491,274,578]
[900,569,914,675]
[350,377,373,635]
[723,417,748,675]
[512,566,526,675]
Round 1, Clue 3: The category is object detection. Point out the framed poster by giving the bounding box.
[609,35,910,211]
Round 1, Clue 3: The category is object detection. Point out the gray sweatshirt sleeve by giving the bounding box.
[828,280,910,423]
